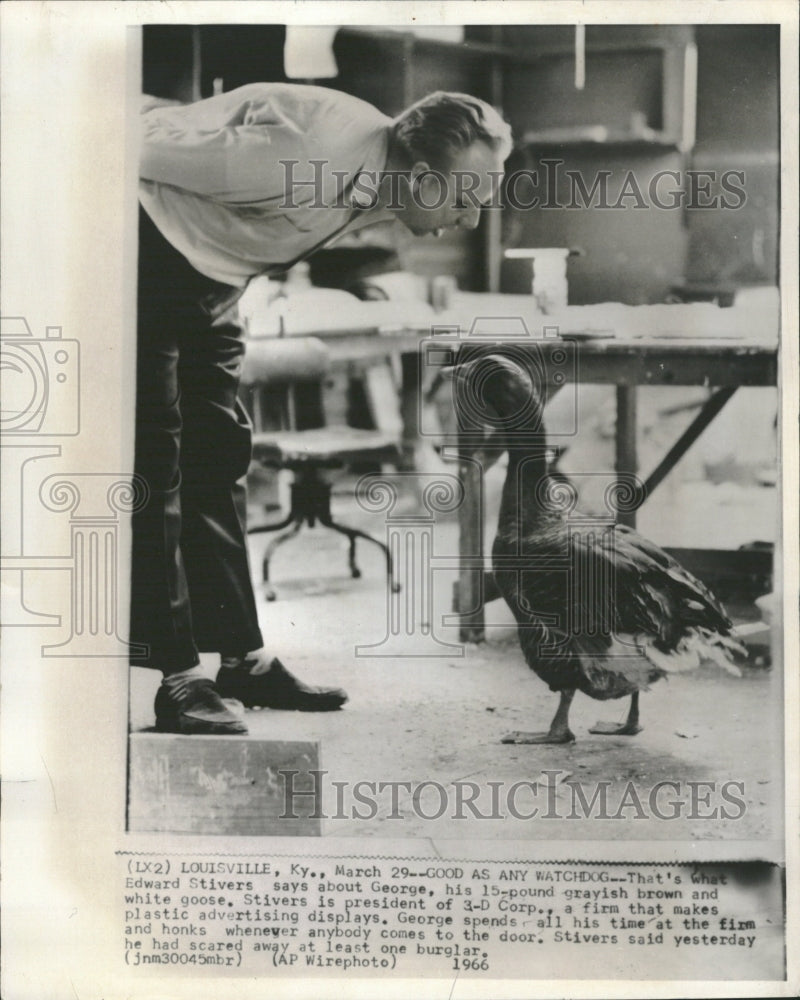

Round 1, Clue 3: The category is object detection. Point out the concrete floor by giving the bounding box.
[129,447,782,845]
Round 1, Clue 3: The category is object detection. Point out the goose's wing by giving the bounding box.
[566,523,743,677]
[607,524,732,639]
[505,527,667,697]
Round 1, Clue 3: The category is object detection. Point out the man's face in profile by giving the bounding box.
[395,141,504,239]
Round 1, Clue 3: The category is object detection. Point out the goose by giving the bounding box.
[448,351,743,744]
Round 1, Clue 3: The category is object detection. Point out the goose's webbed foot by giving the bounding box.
[501,729,575,745]
[501,689,576,745]
[588,720,642,736]
[589,692,642,736]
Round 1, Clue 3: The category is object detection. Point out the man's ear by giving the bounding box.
[410,160,431,181]
[410,160,433,195]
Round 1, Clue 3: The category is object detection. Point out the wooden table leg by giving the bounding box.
[615,385,638,528]
[399,350,421,471]
[642,387,737,497]
[456,451,486,643]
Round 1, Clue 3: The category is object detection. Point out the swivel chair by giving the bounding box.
[241,336,401,600]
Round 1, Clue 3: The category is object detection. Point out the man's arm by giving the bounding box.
[139,85,319,203]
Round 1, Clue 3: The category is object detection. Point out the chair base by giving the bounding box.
[248,467,400,600]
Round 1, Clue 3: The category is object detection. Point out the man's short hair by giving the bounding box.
[391,92,513,171]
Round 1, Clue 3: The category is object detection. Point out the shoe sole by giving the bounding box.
[225,695,348,712]
[256,700,347,712]
[155,715,248,735]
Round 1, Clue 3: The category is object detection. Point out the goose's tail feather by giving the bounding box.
[643,627,745,677]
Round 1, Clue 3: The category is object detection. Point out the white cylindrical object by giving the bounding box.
[430,274,457,312]
[531,249,569,313]
[284,26,339,79]
[575,25,586,90]
[504,248,571,313]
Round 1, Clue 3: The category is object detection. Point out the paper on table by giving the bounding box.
[444,295,780,342]
[240,285,437,337]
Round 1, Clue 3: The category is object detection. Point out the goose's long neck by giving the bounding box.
[497,443,551,541]
[474,362,555,541]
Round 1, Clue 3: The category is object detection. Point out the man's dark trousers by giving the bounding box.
[130,207,264,674]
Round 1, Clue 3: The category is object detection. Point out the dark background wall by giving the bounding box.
[687,25,779,288]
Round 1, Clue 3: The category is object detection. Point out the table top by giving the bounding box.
[307,324,777,386]
[246,292,779,387]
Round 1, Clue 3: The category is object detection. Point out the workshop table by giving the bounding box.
[262,323,778,642]
[447,333,779,641]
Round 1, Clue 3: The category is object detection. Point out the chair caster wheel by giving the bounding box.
[351,568,362,579]
[391,582,402,593]
[264,586,277,602]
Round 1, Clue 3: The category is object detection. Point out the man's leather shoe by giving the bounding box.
[216,657,348,712]
[155,675,248,735]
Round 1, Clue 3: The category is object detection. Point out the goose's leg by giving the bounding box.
[501,690,576,744]
[589,691,642,736]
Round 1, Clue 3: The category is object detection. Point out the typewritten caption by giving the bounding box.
[119,855,785,980]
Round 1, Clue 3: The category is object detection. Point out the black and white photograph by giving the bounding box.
[127,18,784,842]
[1,2,797,997]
